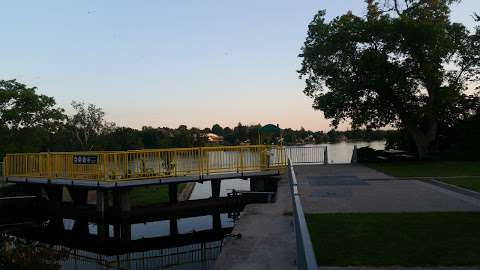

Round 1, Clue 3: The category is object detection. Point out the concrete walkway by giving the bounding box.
[295,164,480,270]
[214,175,296,270]
[319,267,480,270]
[295,164,480,213]
[214,164,480,269]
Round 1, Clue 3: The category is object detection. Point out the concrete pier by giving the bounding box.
[96,190,106,217]
[112,189,131,213]
[68,187,89,205]
[43,186,63,201]
[214,175,296,270]
[169,183,178,203]
[170,217,178,235]
[211,180,221,198]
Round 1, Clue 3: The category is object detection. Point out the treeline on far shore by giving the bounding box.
[0,79,390,161]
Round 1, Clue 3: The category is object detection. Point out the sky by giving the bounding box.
[1,1,479,131]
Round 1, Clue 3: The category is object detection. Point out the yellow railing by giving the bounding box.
[3,145,287,182]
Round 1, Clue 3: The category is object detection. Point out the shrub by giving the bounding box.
[357,147,380,163]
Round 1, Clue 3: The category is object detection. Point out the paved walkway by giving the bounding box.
[214,175,296,270]
[295,164,480,213]
[215,164,480,270]
[319,267,480,270]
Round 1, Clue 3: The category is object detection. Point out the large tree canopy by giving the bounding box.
[299,0,480,157]
[0,80,65,131]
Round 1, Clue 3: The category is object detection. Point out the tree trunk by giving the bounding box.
[407,118,438,160]
[412,134,430,160]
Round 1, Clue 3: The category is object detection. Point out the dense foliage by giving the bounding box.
[299,0,480,158]
[0,80,389,161]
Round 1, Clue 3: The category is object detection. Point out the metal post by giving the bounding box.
[211,180,221,198]
[169,183,178,203]
[96,189,105,218]
[47,152,51,179]
[351,145,358,164]
[323,147,329,164]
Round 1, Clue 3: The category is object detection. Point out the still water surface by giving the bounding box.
[319,140,385,164]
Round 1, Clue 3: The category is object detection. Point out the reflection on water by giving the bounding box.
[320,140,385,164]
[1,233,223,270]
[59,242,222,270]
[1,205,241,270]
[0,176,253,270]
[190,179,251,200]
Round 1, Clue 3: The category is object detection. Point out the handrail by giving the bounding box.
[285,145,328,165]
[4,145,287,182]
[287,159,318,269]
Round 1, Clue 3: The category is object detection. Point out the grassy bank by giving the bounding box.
[306,212,480,266]
[439,178,480,193]
[367,161,480,177]
[130,184,186,207]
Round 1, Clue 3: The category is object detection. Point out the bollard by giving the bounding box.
[351,145,358,164]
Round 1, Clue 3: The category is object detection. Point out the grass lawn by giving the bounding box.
[129,184,185,207]
[440,178,480,193]
[306,212,480,266]
[367,161,480,177]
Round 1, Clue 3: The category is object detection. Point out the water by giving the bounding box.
[0,179,247,270]
[321,140,385,164]
[190,179,251,200]
[0,210,239,270]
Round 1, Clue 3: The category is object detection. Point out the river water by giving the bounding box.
[318,140,385,164]
[0,141,385,270]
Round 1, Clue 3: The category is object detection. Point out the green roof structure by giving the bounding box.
[259,124,281,135]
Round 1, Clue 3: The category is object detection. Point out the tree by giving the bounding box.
[103,127,143,150]
[0,80,66,157]
[0,80,65,131]
[233,122,248,143]
[69,101,114,150]
[299,0,480,158]
[211,124,224,136]
[0,235,69,270]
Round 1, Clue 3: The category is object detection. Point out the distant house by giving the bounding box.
[205,133,224,143]
[240,139,251,145]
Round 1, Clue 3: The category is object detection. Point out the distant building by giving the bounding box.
[204,133,224,143]
[240,139,251,145]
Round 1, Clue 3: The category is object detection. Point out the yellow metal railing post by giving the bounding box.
[239,148,244,173]
[205,149,209,175]
[103,153,107,181]
[47,152,51,179]
[3,155,8,177]
[173,150,178,177]
[198,147,203,176]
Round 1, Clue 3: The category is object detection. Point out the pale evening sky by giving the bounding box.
[1,1,479,131]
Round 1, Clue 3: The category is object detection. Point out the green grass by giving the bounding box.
[0,183,16,196]
[440,178,480,193]
[367,161,480,177]
[129,184,185,207]
[306,212,480,266]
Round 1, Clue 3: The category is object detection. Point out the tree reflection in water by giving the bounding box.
[0,234,69,270]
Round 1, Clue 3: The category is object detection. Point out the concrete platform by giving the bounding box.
[6,169,280,189]
[295,165,480,213]
[319,267,480,270]
[214,175,296,270]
